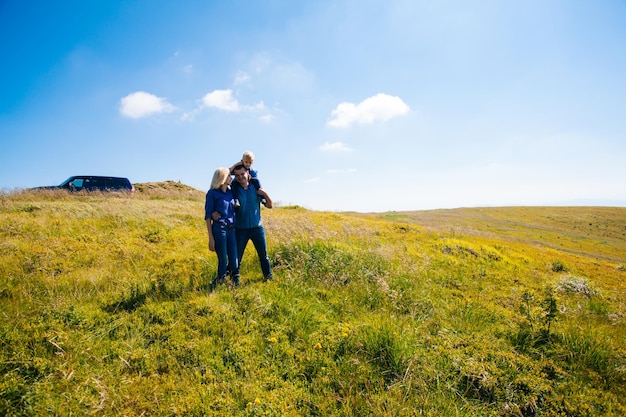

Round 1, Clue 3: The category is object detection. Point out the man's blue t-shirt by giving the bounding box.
[204,188,235,225]
[231,182,262,229]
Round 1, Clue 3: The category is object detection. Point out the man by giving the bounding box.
[231,164,274,282]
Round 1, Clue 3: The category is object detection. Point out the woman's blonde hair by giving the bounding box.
[210,167,231,190]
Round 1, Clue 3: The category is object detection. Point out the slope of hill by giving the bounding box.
[372,206,626,263]
[1,190,624,416]
[133,180,205,198]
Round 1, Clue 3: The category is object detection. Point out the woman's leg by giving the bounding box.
[212,224,228,283]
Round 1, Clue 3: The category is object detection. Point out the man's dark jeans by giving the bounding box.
[235,226,272,279]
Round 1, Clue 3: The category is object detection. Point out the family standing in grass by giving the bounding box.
[204,151,273,289]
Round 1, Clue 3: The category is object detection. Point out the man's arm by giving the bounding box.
[256,188,273,209]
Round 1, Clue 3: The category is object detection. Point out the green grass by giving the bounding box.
[1,187,625,416]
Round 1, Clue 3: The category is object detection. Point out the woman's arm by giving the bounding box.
[206,219,216,251]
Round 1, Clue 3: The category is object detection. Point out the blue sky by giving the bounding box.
[1,0,625,212]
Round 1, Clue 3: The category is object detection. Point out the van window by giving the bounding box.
[88,178,103,189]
[68,178,84,189]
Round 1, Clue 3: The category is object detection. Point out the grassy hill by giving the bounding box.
[133,180,206,198]
[1,188,625,416]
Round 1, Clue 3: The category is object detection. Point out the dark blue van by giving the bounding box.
[35,176,134,194]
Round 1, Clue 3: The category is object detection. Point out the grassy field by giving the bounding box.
[1,186,625,416]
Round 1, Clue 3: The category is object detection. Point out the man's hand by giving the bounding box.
[258,189,273,209]
[212,211,220,221]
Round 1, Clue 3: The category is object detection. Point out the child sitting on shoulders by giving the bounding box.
[229,151,266,207]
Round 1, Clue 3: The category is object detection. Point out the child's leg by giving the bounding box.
[250,179,266,205]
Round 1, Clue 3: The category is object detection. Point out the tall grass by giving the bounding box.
[1,189,625,415]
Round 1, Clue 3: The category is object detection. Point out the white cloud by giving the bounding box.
[202,89,268,112]
[327,93,410,128]
[319,142,353,152]
[304,177,320,183]
[119,91,175,119]
[202,89,241,111]
[234,71,251,85]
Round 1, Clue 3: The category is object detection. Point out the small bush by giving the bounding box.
[551,260,567,272]
[556,275,597,297]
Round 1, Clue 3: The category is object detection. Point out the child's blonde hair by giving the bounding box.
[210,167,230,190]
[242,151,255,162]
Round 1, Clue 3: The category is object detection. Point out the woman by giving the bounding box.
[204,167,239,288]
